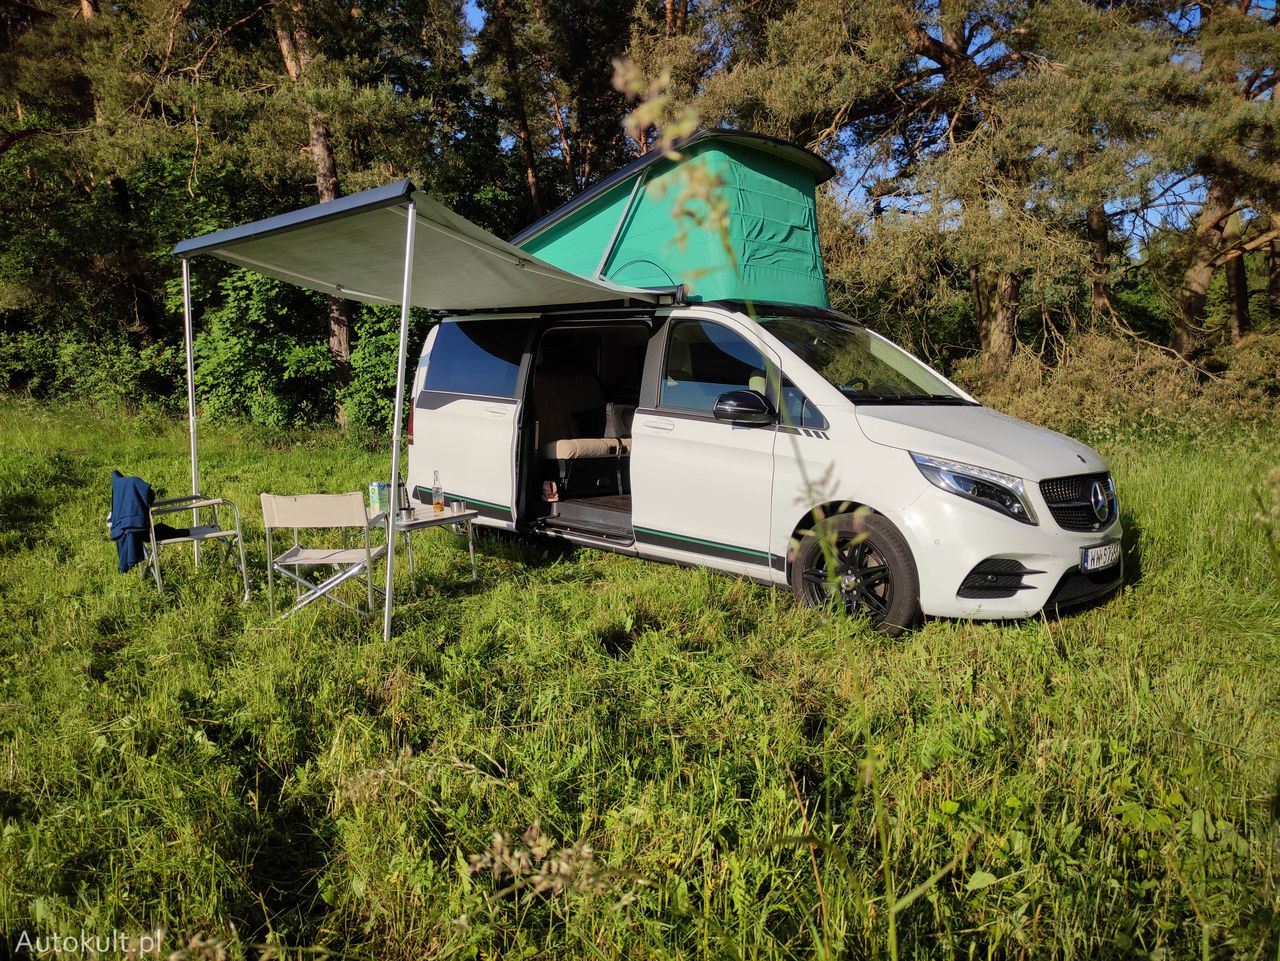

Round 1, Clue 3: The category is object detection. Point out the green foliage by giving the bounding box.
[339,307,435,434]
[190,271,334,430]
[3,0,1280,428]
[0,400,1277,958]
[0,0,521,429]
[952,330,1280,442]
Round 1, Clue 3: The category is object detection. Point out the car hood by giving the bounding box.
[855,404,1107,481]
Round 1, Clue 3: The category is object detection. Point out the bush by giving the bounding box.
[193,270,336,430]
[339,307,434,435]
[952,331,1280,439]
[0,327,185,415]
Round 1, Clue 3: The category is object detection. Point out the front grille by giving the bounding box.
[1039,472,1117,532]
[957,558,1043,599]
[1046,564,1123,611]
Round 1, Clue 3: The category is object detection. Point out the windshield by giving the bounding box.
[759,315,973,404]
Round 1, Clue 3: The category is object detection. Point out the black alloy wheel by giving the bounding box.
[789,512,921,636]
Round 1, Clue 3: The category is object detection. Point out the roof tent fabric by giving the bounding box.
[173,180,661,310]
[511,130,836,308]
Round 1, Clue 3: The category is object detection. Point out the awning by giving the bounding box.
[171,179,668,644]
[173,179,665,310]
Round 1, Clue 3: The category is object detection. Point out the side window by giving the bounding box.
[423,321,526,398]
[661,319,767,413]
[779,377,829,430]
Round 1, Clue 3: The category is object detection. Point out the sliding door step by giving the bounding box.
[538,514,633,542]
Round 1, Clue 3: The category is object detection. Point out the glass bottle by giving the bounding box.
[432,470,444,512]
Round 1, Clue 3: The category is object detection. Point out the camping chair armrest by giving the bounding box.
[152,497,242,526]
[365,512,388,533]
[152,494,204,508]
[153,496,228,512]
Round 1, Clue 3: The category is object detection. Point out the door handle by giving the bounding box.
[642,418,675,432]
[484,405,507,416]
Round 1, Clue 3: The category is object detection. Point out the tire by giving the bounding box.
[789,512,921,636]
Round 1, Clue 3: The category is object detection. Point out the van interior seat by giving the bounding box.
[534,372,629,460]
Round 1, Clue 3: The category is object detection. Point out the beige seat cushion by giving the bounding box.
[535,372,634,461]
[541,438,624,459]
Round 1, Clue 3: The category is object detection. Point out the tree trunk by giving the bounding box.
[675,0,688,35]
[542,74,574,178]
[971,266,1019,362]
[969,263,992,355]
[109,176,157,339]
[1269,239,1280,325]
[1221,212,1250,342]
[1174,179,1235,357]
[493,0,543,217]
[1086,203,1112,319]
[989,270,1020,363]
[274,3,354,382]
[1225,253,1250,343]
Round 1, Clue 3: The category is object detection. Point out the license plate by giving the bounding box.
[1081,541,1121,572]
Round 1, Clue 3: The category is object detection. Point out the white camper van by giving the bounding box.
[406,302,1123,633]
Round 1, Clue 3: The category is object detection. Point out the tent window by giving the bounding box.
[661,319,766,413]
[423,321,527,398]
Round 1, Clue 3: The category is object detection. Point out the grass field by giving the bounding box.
[0,397,1277,960]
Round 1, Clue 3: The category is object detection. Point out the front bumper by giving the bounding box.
[887,485,1124,620]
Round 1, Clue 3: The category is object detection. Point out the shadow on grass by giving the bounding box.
[0,451,94,554]
[1120,508,1144,588]
[0,489,46,553]
[236,766,335,946]
[479,527,582,569]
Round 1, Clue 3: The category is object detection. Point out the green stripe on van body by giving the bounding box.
[445,492,509,512]
[633,526,771,563]
[412,486,511,518]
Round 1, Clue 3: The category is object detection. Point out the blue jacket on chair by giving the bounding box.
[110,470,154,573]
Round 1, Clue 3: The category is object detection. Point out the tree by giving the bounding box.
[0,0,502,421]
[692,0,1044,361]
[475,0,635,221]
[1154,0,1280,355]
[271,0,357,382]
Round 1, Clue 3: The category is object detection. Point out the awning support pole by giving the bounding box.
[383,200,417,642]
[182,257,200,564]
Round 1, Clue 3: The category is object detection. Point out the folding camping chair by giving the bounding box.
[261,492,387,619]
[108,470,251,602]
[146,494,252,602]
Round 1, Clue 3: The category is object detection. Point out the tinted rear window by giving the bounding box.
[423,321,527,398]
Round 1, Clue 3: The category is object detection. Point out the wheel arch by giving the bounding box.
[784,499,867,578]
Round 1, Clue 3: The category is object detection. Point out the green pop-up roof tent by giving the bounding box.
[512,129,837,307]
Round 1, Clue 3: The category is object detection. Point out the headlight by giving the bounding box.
[911,453,1038,525]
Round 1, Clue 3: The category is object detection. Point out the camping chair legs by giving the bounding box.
[270,562,385,619]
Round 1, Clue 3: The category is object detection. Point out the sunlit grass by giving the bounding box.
[0,397,1277,959]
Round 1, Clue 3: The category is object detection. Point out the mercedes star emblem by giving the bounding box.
[1089,480,1109,522]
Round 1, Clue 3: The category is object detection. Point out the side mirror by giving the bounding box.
[713,390,775,425]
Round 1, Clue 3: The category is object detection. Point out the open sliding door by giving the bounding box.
[407,319,532,527]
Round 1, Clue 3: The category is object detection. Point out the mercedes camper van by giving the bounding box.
[405,302,1123,633]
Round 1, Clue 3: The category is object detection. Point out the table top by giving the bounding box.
[393,505,480,532]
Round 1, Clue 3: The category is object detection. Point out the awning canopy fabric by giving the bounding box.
[173,179,663,310]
